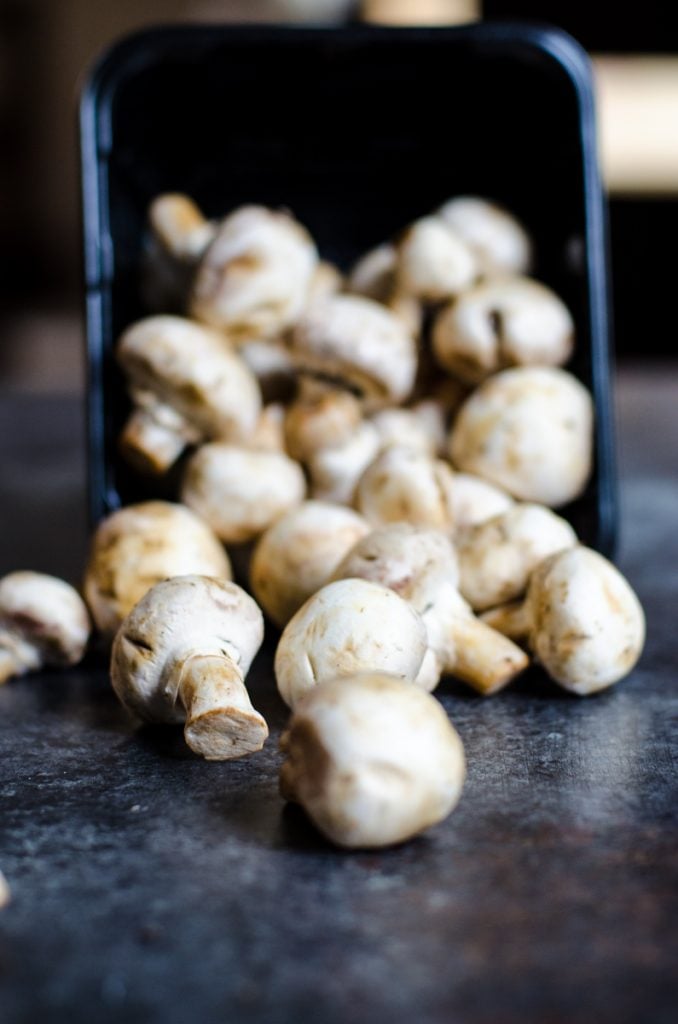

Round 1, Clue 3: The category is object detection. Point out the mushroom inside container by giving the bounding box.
[81,23,616,553]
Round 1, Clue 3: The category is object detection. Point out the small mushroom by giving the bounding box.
[111,576,266,759]
[333,524,529,695]
[481,547,645,695]
[457,504,577,611]
[290,295,418,410]
[116,315,262,475]
[449,366,593,508]
[279,672,466,848]
[356,445,457,532]
[274,578,429,708]
[250,501,371,628]
[369,407,441,457]
[190,205,318,341]
[396,216,477,303]
[432,277,574,385]
[283,381,380,503]
[84,501,231,639]
[181,443,306,545]
[141,193,217,312]
[0,572,90,683]
[448,473,514,531]
[437,196,532,277]
[347,243,397,302]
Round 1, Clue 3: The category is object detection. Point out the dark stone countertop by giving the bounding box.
[0,364,676,1024]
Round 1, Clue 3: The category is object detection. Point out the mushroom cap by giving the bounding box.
[290,294,418,409]
[280,671,466,848]
[356,445,457,532]
[190,205,318,340]
[525,547,645,695]
[370,407,439,456]
[0,571,90,675]
[84,501,231,638]
[274,578,429,708]
[449,366,593,508]
[458,503,578,611]
[250,501,371,628]
[284,383,363,462]
[396,216,477,302]
[181,443,306,545]
[437,196,532,276]
[432,277,574,385]
[448,473,514,531]
[307,421,381,505]
[116,315,262,443]
[111,575,264,724]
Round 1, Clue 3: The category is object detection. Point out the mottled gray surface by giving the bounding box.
[0,366,677,1024]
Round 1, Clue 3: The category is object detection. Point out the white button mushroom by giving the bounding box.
[111,575,266,759]
[449,366,593,508]
[432,277,574,385]
[290,294,418,410]
[141,193,217,312]
[279,672,466,849]
[437,196,532,277]
[396,216,477,303]
[369,407,442,457]
[116,315,262,475]
[333,524,529,696]
[283,381,380,505]
[181,443,306,545]
[355,445,457,532]
[0,572,90,683]
[84,501,231,639]
[238,338,297,404]
[347,243,397,302]
[458,503,577,611]
[274,578,429,709]
[190,205,318,341]
[482,547,645,695]
[250,501,371,628]
[448,473,514,531]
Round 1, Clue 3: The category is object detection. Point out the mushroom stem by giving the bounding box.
[0,649,21,685]
[119,408,188,476]
[176,653,268,760]
[445,613,529,696]
[480,600,531,641]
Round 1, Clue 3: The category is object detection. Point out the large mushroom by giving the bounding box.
[449,366,593,508]
[482,547,645,695]
[83,501,231,639]
[274,578,430,709]
[457,504,578,611]
[180,443,306,545]
[111,575,267,759]
[250,501,371,628]
[333,524,529,696]
[280,672,466,849]
[116,315,262,475]
[289,294,418,410]
[432,277,574,385]
[190,205,318,341]
[0,572,90,683]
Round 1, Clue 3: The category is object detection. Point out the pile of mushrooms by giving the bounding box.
[0,192,646,852]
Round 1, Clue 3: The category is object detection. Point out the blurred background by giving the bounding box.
[0,0,677,393]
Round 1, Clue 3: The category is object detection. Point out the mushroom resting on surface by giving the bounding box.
[333,524,529,696]
[84,501,231,639]
[116,315,262,475]
[457,503,578,611]
[181,443,306,545]
[432,277,574,385]
[436,196,532,277]
[449,366,593,508]
[189,204,317,341]
[279,672,466,849]
[250,501,371,628]
[111,575,267,759]
[0,572,90,683]
[274,578,429,709]
[290,294,418,410]
[482,547,645,695]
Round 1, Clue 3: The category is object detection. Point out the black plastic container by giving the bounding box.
[80,22,616,552]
